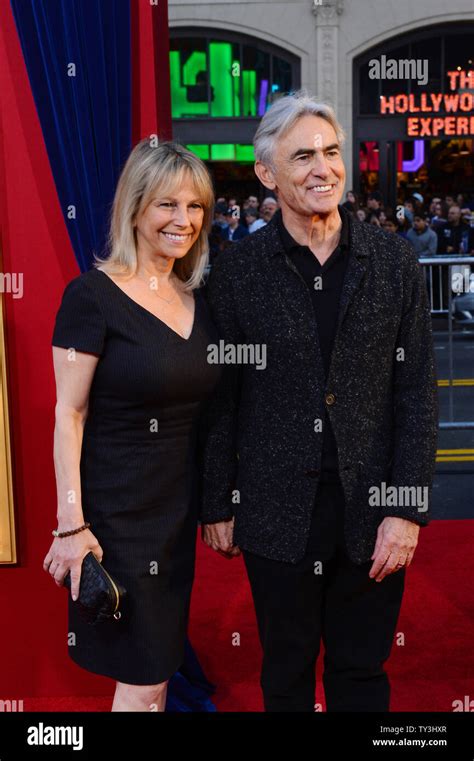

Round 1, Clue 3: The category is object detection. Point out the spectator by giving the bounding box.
[247,195,259,209]
[342,190,359,214]
[213,202,229,229]
[407,214,438,256]
[382,215,398,234]
[367,191,383,212]
[403,199,415,225]
[428,197,441,219]
[260,197,278,223]
[430,200,449,229]
[411,193,424,215]
[245,208,266,233]
[444,195,455,209]
[221,207,249,242]
[436,205,473,254]
[368,212,381,227]
[356,208,368,223]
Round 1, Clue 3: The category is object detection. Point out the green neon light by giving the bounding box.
[186,144,255,163]
[186,145,210,160]
[232,60,241,117]
[211,144,235,160]
[209,42,234,117]
[182,51,206,86]
[242,70,257,116]
[236,144,255,162]
[170,50,208,117]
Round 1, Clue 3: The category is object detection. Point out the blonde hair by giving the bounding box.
[94,139,215,290]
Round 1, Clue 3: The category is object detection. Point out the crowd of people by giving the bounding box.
[209,189,474,259]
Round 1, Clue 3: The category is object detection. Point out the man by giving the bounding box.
[244,207,266,233]
[200,92,438,712]
[407,214,438,256]
[428,197,441,220]
[382,215,398,235]
[259,196,278,223]
[366,190,383,214]
[220,207,249,242]
[436,204,473,254]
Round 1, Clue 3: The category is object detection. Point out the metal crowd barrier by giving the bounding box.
[419,256,474,431]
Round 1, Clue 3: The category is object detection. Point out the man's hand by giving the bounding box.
[201,518,241,559]
[369,517,420,582]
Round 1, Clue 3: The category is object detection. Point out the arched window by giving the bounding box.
[169,28,300,162]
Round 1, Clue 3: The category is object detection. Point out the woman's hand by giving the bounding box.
[43,529,103,600]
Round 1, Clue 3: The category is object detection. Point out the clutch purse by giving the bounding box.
[63,551,127,625]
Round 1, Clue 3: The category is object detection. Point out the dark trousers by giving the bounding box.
[242,478,405,712]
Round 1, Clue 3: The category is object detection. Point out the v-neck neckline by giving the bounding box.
[95,269,197,342]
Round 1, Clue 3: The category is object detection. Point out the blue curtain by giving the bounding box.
[10,0,132,271]
[11,0,217,712]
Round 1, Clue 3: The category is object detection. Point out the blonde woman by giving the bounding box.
[43,140,221,711]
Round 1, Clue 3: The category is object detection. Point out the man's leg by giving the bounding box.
[321,545,406,712]
[241,481,343,712]
[242,547,324,711]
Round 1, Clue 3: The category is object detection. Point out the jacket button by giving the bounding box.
[304,469,320,477]
[325,393,336,406]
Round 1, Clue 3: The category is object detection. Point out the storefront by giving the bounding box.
[353,23,474,210]
[168,14,473,206]
[169,28,300,198]
[169,28,300,197]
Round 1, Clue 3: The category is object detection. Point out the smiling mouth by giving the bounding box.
[308,184,336,194]
[161,232,193,242]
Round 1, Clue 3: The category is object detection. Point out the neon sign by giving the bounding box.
[380,70,474,137]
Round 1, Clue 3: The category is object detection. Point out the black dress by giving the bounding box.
[52,268,221,685]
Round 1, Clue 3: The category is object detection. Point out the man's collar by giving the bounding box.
[276,204,350,254]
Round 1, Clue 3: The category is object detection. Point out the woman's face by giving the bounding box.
[135,186,204,261]
[356,209,366,222]
[347,191,355,203]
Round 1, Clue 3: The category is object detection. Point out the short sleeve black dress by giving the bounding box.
[52,268,221,685]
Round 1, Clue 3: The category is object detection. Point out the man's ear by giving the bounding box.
[254,160,277,191]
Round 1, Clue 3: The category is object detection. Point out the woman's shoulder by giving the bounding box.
[52,269,107,353]
[59,268,107,305]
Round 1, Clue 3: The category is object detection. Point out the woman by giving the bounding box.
[43,140,221,711]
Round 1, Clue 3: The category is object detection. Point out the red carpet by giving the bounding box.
[23,520,473,712]
[188,520,474,712]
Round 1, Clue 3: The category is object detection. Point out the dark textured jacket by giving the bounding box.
[200,207,438,564]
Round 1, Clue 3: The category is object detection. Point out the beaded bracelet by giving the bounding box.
[52,522,91,538]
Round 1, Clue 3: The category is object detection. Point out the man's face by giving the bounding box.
[367,197,379,210]
[383,220,397,234]
[260,201,277,221]
[248,196,258,208]
[413,216,427,232]
[430,197,441,214]
[255,114,345,218]
[448,205,461,224]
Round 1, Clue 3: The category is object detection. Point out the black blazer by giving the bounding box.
[200,208,439,564]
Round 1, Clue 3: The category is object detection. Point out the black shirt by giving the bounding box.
[276,205,350,482]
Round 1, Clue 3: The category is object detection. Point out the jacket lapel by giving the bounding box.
[262,212,371,388]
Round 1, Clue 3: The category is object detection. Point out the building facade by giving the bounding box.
[168,0,474,207]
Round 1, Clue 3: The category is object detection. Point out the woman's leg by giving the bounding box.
[111,680,169,712]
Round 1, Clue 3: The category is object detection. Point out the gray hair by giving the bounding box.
[253,89,346,170]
